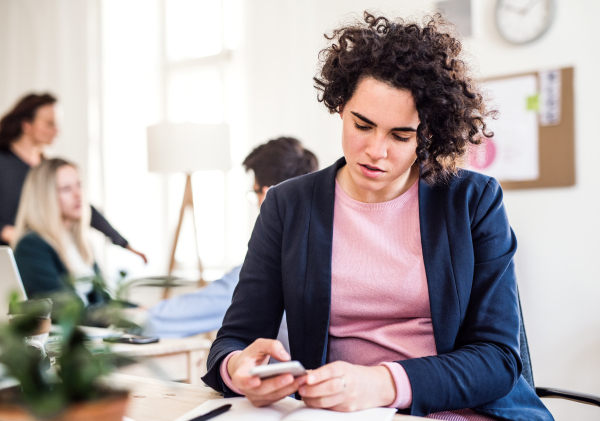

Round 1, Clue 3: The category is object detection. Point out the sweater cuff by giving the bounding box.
[220,350,244,395]
[380,362,412,409]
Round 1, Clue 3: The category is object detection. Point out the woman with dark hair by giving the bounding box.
[201,13,552,420]
[0,93,146,262]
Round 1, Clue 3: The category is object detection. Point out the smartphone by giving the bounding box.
[249,361,306,379]
[103,334,159,345]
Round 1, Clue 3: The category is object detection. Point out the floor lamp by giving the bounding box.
[147,123,231,298]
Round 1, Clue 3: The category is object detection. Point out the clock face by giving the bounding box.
[495,0,555,44]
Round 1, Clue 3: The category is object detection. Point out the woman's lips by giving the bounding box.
[359,163,384,178]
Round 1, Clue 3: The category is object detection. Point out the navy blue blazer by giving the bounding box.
[202,158,552,421]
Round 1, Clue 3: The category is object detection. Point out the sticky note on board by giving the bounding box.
[526,94,539,111]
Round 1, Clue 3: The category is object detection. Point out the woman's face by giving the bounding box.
[339,77,420,202]
[56,165,83,222]
[22,104,58,146]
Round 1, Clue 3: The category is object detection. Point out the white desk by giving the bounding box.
[111,374,423,421]
[111,336,212,385]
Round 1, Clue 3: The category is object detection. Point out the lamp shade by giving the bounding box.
[147,123,231,174]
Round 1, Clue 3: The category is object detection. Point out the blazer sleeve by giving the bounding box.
[201,189,286,395]
[398,178,522,416]
[90,205,128,248]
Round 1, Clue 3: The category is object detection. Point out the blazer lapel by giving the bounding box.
[419,179,461,354]
[302,158,344,369]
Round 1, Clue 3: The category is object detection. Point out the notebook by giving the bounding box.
[174,397,397,421]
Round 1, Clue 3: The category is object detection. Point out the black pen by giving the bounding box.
[187,403,232,421]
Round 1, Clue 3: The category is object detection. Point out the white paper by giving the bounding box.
[467,75,539,182]
[173,398,300,421]
[173,397,396,421]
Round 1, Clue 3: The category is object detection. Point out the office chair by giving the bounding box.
[518,294,600,408]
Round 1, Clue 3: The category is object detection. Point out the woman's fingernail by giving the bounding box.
[307,374,315,383]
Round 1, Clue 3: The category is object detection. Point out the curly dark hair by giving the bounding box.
[0,93,57,150]
[314,12,495,184]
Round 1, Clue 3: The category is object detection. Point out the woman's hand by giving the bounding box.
[299,361,396,411]
[227,339,306,407]
[1,225,15,244]
[126,244,148,264]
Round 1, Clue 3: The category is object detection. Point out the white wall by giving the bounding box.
[469,2,600,420]
[241,1,600,420]
[240,0,437,160]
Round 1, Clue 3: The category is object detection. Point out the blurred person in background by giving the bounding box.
[143,137,318,347]
[0,93,147,262]
[12,158,138,325]
[11,158,140,332]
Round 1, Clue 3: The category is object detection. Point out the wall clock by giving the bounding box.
[495,0,555,44]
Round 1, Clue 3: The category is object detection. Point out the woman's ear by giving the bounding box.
[21,120,33,136]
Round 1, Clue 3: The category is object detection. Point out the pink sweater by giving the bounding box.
[220,180,494,420]
[329,179,434,408]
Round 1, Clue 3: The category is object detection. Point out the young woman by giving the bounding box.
[12,158,110,308]
[0,93,146,262]
[201,13,552,421]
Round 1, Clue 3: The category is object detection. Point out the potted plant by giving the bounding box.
[0,294,131,421]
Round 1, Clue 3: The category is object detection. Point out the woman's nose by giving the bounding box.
[365,132,388,160]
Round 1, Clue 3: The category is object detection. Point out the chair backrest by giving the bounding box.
[0,246,28,323]
[517,290,535,389]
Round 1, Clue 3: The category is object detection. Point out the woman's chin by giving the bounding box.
[39,138,55,146]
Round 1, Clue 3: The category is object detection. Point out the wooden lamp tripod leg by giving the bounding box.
[164,174,205,299]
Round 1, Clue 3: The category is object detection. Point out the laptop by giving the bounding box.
[0,246,28,323]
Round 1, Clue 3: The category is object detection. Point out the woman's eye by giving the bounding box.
[354,122,370,131]
[392,134,411,142]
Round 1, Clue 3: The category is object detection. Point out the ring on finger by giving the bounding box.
[341,376,346,390]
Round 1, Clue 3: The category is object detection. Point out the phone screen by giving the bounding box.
[249,361,306,379]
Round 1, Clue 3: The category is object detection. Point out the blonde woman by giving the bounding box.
[12,158,111,308]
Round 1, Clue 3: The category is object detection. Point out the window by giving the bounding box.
[163,0,244,278]
[165,0,223,61]
[100,0,247,284]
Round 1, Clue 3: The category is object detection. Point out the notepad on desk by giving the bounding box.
[174,397,396,421]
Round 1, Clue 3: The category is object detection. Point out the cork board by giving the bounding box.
[484,67,575,190]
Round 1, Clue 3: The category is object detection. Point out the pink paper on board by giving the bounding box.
[468,138,497,170]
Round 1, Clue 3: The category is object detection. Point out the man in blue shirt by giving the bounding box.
[144,137,318,344]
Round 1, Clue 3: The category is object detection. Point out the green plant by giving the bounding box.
[0,293,130,418]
